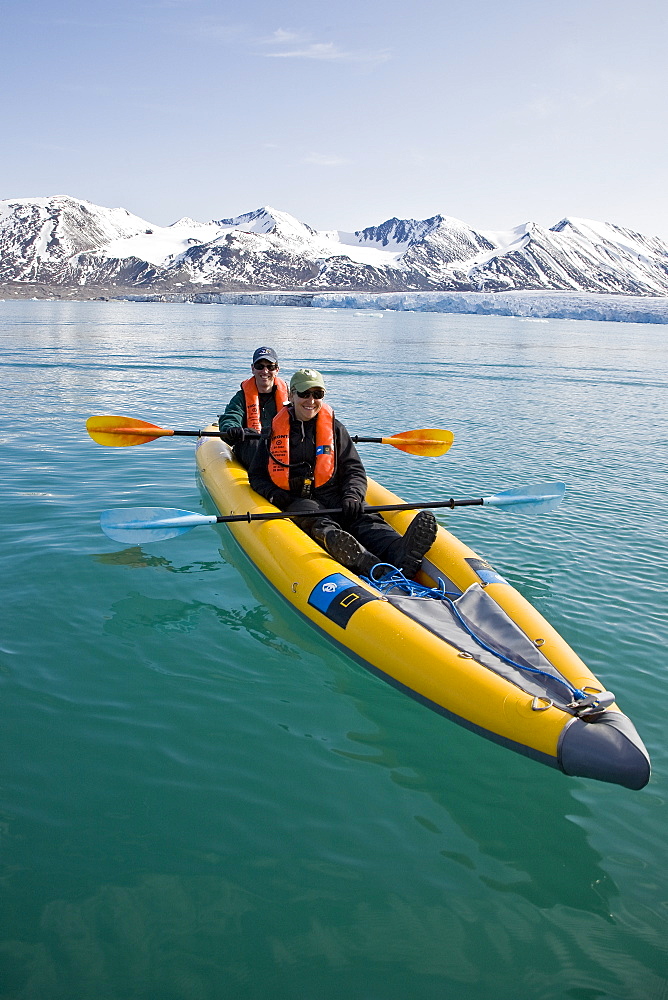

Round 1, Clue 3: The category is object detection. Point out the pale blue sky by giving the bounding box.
[3,0,667,238]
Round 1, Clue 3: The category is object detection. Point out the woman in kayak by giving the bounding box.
[218,346,289,467]
[248,368,437,577]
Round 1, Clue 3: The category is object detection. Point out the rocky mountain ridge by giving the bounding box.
[2,195,668,297]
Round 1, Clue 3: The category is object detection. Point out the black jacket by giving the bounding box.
[218,384,283,469]
[248,408,367,510]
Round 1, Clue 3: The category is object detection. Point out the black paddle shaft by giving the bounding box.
[172,429,262,438]
[213,498,483,524]
[173,430,221,437]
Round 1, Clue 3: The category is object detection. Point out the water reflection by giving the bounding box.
[0,874,259,1000]
[1,866,658,1000]
[103,591,287,652]
[95,546,221,574]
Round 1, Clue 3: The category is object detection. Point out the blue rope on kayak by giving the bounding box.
[363,563,587,702]
[362,562,459,600]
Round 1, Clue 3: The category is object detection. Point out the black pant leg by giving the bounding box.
[347,513,403,566]
[286,499,340,538]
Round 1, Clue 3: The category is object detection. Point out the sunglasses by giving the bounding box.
[295,388,325,399]
[253,362,278,371]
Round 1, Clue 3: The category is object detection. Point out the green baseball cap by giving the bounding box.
[290,368,326,393]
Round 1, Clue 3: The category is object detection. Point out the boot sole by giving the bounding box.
[400,511,438,577]
[321,528,377,576]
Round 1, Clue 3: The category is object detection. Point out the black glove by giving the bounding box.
[220,426,245,445]
[341,495,365,523]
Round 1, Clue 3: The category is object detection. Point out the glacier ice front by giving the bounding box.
[121,288,668,325]
[309,290,668,324]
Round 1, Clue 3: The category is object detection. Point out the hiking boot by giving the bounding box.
[398,510,437,577]
[312,523,377,576]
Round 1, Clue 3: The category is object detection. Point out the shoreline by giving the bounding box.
[3,284,668,324]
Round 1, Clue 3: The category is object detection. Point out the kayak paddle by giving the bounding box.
[351,429,453,457]
[86,415,454,457]
[86,415,220,447]
[99,482,565,543]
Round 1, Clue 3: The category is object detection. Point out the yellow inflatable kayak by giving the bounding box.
[194,432,649,790]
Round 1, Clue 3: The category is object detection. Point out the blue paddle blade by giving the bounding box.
[482,482,566,514]
[100,507,217,543]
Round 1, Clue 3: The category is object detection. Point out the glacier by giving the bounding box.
[310,289,668,323]
[121,289,668,324]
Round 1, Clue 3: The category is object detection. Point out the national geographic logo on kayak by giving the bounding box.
[308,574,378,629]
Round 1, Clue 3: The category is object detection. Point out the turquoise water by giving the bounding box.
[2,300,667,1000]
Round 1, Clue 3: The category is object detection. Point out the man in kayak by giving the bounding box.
[218,346,289,467]
[249,368,437,577]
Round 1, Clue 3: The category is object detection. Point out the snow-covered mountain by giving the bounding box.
[2,194,668,296]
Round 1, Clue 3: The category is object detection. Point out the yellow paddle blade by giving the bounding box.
[86,415,175,447]
[380,428,454,457]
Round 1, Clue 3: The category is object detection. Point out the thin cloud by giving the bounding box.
[186,21,246,41]
[520,71,643,122]
[142,0,201,7]
[263,28,304,45]
[577,70,641,108]
[523,98,554,119]
[261,30,390,66]
[268,42,344,60]
[304,153,352,167]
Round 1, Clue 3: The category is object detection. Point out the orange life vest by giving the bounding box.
[241,376,289,432]
[268,404,336,491]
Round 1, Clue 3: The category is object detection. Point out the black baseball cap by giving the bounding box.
[252,346,279,365]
